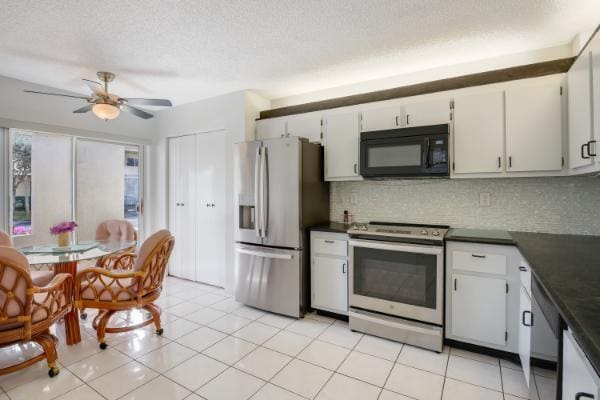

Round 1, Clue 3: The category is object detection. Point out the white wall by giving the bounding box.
[271,44,574,108]
[149,90,269,292]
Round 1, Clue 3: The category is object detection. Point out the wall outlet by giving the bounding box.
[350,192,358,205]
[479,192,491,207]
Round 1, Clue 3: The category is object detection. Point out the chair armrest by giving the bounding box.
[30,273,73,321]
[96,252,137,270]
[75,267,145,303]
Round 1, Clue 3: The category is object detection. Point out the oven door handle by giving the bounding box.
[349,239,443,255]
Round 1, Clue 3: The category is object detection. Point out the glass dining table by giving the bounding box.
[20,240,137,345]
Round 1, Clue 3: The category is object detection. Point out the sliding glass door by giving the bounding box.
[9,130,73,247]
[8,129,143,246]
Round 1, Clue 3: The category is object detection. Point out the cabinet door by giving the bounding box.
[519,286,532,387]
[506,82,563,172]
[256,117,286,140]
[361,106,401,132]
[323,112,361,180]
[591,34,600,164]
[312,256,348,314]
[453,91,505,174]
[287,114,322,143]
[563,330,600,400]
[195,131,227,286]
[168,137,183,278]
[568,51,594,170]
[404,99,450,127]
[451,274,507,346]
[170,135,197,281]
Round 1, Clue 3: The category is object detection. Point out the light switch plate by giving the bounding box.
[479,192,491,207]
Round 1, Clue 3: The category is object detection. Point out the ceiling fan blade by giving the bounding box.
[82,79,107,97]
[24,90,91,100]
[121,104,153,119]
[121,98,172,107]
[73,104,93,114]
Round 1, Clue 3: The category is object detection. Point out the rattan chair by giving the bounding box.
[0,246,72,377]
[74,229,174,349]
[94,219,138,270]
[0,230,12,247]
[0,229,54,287]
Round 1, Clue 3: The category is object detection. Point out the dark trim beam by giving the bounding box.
[259,57,575,120]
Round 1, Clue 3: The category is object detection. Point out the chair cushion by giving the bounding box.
[0,246,30,320]
[79,270,138,302]
[95,220,137,242]
[0,230,12,247]
[134,230,172,271]
[30,270,54,287]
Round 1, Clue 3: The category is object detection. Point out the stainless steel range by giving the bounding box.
[347,222,448,352]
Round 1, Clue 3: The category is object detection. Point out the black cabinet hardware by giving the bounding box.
[342,263,347,274]
[324,240,334,244]
[454,278,457,291]
[522,310,534,327]
[582,143,591,159]
[406,114,410,125]
[575,393,595,399]
[471,254,486,258]
[519,266,527,272]
[588,140,597,157]
[497,157,501,168]
[509,156,512,168]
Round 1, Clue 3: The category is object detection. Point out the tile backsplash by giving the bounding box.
[330,177,600,235]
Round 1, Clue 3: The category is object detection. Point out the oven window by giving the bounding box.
[367,144,421,167]
[354,246,437,309]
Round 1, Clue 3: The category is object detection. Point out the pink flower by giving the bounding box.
[49,221,78,235]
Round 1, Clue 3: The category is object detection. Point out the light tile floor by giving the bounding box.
[0,276,555,400]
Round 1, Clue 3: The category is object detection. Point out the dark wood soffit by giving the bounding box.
[259,57,575,120]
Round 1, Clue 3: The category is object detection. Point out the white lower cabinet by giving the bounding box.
[450,273,507,346]
[563,329,600,400]
[446,241,521,352]
[519,285,532,387]
[311,231,349,315]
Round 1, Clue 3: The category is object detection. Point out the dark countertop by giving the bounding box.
[510,232,600,375]
[308,221,349,234]
[446,228,516,246]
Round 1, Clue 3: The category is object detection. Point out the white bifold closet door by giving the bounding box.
[169,131,227,287]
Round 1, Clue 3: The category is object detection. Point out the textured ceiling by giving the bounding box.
[1,0,599,105]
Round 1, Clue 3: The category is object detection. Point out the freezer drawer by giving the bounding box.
[234,244,303,318]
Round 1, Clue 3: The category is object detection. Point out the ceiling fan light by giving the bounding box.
[92,103,120,120]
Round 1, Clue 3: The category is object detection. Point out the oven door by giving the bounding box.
[349,239,443,325]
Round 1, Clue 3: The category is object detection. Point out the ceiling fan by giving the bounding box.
[23,71,172,120]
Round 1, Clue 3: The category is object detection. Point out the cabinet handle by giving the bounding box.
[588,140,597,157]
[342,263,347,274]
[176,203,181,206]
[508,156,512,168]
[519,266,527,272]
[497,156,501,169]
[181,203,185,206]
[582,143,591,159]
[522,310,534,327]
[471,254,486,258]
[453,278,457,291]
[576,393,595,399]
[324,240,334,244]
[354,163,358,174]
[395,115,399,126]
[406,114,410,125]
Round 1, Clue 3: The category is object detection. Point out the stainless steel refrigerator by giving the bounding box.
[234,136,329,317]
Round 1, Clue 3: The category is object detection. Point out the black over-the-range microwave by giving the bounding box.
[359,124,449,178]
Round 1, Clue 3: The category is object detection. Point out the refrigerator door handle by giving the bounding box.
[236,248,293,260]
[261,145,269,238]
[254,146,262,238]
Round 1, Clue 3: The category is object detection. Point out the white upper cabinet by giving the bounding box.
[323,112,361,180]
[404,98,451,127]
[453,91,505,174]
[286,114,322,143]
[361,106,401,132]
[568,51,594,170]
[591,33,600,165]
[256,117,286,140]
[505,79,563,172]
